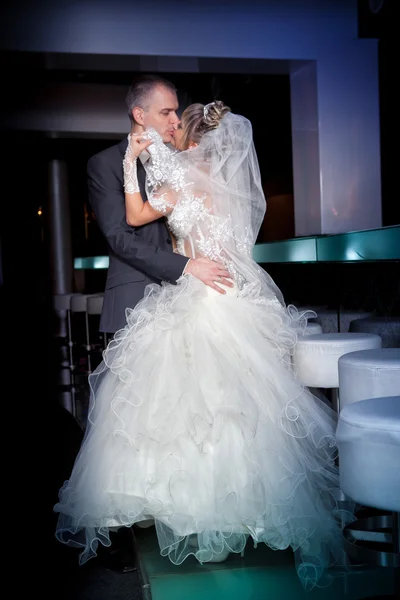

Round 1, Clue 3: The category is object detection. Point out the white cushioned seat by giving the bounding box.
[339,310,374,333]
[303,322,323,335]
[349,316,400,348]
[71,293,102,313]
[87,294,104,315]
[338,348,400,409]
[314,309,373,333]
[292,333,382,388]
[336,396,400,513]
[53,293,82,312]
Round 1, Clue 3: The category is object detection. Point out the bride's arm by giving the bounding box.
[125,190,166,227]
[123,135,165,226]
[124,134,176,227]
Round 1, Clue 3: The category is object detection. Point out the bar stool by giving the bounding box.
[350,316,400,348]
[303,322,323,335]
[53,293,82,363]
[338,348,400,410]
[314,309,374,334]
[292,333,382,412]
[70,293,103,375]
[299,322,323,403]
[53,292,83,416]
[339,309,375,333]
[87,294,107,372]
[336,396,400,579]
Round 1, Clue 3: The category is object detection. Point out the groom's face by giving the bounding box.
[142,85,180,143]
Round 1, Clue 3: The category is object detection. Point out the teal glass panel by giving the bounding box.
[74,226,400,268]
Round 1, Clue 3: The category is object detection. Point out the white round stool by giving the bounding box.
[313,309,339,333]
[292,333,382,412]
[304,322,323,335]
[87,294,104,316]
[70,293,100,314]
[350,316,400,348]
[314,309,374,333]
[339,349,400,410]
[53,292,82,313]
[336,396,400,569]
[339,310,375,333]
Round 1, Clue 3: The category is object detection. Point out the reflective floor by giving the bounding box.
[134,526,397,600]
[49,522,397,600]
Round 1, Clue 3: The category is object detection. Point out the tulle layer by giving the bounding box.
[54,275,353,589]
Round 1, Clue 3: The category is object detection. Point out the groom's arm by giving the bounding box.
[87,152,189,284]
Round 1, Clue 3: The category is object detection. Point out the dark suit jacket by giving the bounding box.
[87,137,189,334]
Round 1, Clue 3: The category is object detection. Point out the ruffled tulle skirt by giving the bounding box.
[54,275,353,589]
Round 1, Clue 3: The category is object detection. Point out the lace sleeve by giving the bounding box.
[143,129,188,215]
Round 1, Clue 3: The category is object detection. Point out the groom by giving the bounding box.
[88,73,231,336]
[86,74,232,572]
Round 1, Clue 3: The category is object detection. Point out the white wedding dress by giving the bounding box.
[54,116,353,590]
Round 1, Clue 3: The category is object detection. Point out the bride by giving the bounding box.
[54,101,353,589]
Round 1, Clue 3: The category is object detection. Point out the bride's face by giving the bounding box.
[171,123,185,150]
[171,120,198,151]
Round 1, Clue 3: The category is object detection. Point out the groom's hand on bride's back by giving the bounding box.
[184,257,233,294]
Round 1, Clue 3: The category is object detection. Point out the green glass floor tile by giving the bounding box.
[135,528,294,577]
[134,528,396,600]
[150,566,304,600]
[148,565,395,600]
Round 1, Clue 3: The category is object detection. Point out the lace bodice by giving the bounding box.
[145,130,251,266]
[142,126,285,305]
[150,176,252,269]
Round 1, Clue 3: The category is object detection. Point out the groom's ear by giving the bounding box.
[132,106,144,126]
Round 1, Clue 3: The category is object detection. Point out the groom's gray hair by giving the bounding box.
[126,74,177,124]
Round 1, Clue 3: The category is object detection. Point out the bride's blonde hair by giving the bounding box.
[179,100,231,150]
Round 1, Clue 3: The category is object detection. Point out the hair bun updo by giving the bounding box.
[179,100,231,150]
[202,100,231,132]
